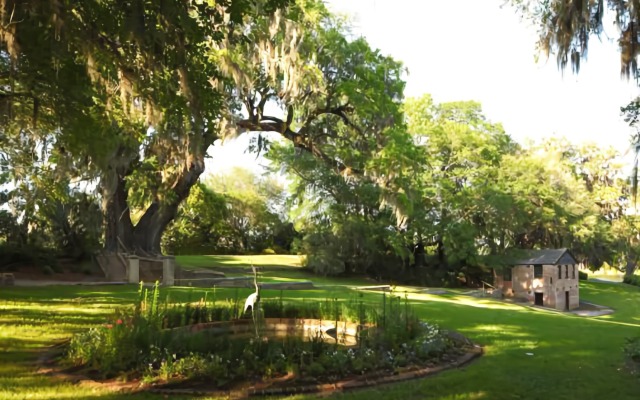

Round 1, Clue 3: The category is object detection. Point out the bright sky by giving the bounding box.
[207,0,640,176]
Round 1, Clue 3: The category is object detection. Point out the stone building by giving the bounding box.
[496,248,579,310]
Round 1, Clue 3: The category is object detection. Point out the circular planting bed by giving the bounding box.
[55,284,482,397]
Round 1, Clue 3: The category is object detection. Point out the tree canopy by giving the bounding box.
[0,0,404,256]
[511,0,640,77]
[509,0,640,277]
[2,1,639,284]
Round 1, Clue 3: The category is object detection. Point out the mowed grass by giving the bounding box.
[175,254,374,286]
[1,279,639,399]
[176,254,305,269]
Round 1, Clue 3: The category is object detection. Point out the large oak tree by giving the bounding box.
[0,0,410,256]
[0,0,293,254]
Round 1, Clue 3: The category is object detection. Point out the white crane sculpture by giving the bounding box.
[243,265,260,316]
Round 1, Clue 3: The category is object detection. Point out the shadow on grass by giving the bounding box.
[0,372,178,400]
[331,295,640,400]
[0,279,639,400]
[0,310,107,325]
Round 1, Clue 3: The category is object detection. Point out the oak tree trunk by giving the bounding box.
[103,156,206,255]
[102,166,134,253]
[625,255,638,278]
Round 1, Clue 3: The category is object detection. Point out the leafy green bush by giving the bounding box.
[305,251,346,275]
[624,337,640,363]
[623,275,640,287]
[154,353,227,381]
[42,265,55,275]
[67,316,158,377]
[270,245,289,255]
[0,243,59,271]
[67,282,165,377]
[578,270,588,280]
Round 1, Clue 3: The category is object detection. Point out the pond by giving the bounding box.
[173,317,372,347]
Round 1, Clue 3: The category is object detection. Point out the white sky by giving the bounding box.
[207,0,640,176]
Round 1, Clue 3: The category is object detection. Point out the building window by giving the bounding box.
[503,267,512,281]
[565,265,569,279]
[534,265,543,278]
[550,277,553,284]
[558,265,562,279]
[572,265,575,279]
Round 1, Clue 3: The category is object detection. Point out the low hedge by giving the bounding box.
[0,243,59,271]
[623,274,640,287]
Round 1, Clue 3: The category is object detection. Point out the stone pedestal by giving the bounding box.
[127,256,140,284]
[162,256,175,286]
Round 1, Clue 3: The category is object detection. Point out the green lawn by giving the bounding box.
[1,280,639,399]
[175,254,375,286]
[176,254,305,269]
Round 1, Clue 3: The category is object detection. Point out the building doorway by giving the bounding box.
[565,291,570,310]
[534,292,544,306]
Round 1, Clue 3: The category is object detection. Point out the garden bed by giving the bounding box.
[43,333,481,398]
[146,340,482,397]
[57,283,481,396]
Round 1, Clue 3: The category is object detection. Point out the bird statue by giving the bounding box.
[243,265,260,316]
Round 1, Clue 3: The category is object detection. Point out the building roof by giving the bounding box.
[511,248,577,266]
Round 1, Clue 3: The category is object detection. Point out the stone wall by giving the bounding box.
[547,264,579,310]
[503,264,580,310]
[96,253,127,281]
[133,256,176,286]
[96,253,175,286]
[512,265,533,302]
[139,258,163,282]
[495,275,513,296]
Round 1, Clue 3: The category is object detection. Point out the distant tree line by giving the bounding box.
[1,0,640,286]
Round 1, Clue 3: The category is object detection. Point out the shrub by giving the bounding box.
[67,317,153,377]
[306,361,325,376]
[624,337,640,363]
[305,252,345,275]
[271,245,288,254]
[578,270,588,281]
[262,248,276,255]
[42,265,55,275]
[623,275,640,287]
[0,243,59,271]
[67,282,165,377]
[154,353,226,381]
